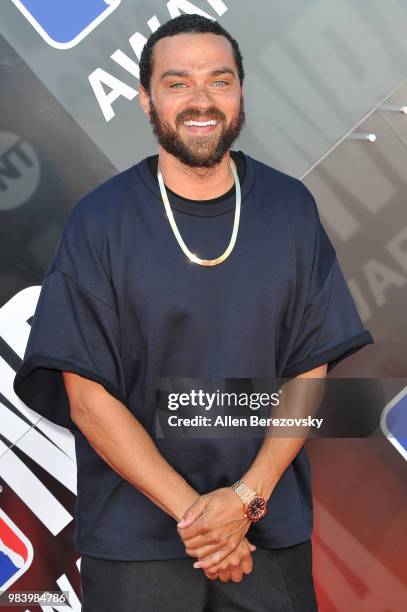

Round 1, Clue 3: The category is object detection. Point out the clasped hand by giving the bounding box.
[177,487,256,582]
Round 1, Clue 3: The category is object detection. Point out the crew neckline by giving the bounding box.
[146,150,246,204]
[135,150,255,217]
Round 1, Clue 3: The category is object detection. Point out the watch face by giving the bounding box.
[247,497,267,521]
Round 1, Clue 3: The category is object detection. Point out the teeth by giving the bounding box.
[184,119,217,126]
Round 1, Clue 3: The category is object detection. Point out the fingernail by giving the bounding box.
[193,562,200,569]
[177,519,185,527]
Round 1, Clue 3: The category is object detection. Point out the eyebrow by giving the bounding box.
[159,67,236,81]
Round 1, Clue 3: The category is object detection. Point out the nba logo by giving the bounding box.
[0,510,33,590]
[11,0,122,49]
[381,387,407,461]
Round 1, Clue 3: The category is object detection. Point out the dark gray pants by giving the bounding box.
[80,540,318,611]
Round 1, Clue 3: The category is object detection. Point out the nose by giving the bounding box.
[188,84,214,109]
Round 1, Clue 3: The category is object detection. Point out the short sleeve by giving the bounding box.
[280,187,374,379]
[13,199,127,432]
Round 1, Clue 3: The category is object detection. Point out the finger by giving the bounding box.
[178,513,216,539]
[214,542,252,577]
[245,538,256,552]
[204,569,218,581]
[185,543,221,559]
[182,532,219,549]
[183,521,246,548]
[181,513,246,540]
[217,570,231,583]
[229,565,244,583]
[193,547,234,570]
[177,499,206,529]
[241,553,253,575]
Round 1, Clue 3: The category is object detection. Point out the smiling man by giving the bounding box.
[13,14,373,612]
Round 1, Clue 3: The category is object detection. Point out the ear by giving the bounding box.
[138,84,151,118]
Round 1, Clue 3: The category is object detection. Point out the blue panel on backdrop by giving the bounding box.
[382,388,407,461]
[11,0,122,48]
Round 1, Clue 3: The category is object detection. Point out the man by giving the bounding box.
[13,14,373,612]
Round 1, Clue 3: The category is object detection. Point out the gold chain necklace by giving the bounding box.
[157,158,241,267]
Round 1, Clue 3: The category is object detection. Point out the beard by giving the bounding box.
[148,95,245,168]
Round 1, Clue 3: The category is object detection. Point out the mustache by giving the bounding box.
[176,107,226,124]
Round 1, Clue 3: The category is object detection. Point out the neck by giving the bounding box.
[157,147,234,200]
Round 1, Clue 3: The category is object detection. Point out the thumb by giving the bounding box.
[177,498,206,528]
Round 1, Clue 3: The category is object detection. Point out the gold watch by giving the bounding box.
[230,480,268,522]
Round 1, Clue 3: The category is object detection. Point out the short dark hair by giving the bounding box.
[139,14,244,94]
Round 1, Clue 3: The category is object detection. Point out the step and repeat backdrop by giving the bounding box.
[0,1,406,610]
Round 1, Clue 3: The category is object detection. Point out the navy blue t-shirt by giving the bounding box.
[13,150,373,560]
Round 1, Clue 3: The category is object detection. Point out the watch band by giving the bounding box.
[230,480,257,505]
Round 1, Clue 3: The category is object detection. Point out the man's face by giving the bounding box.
[141,32,245,168]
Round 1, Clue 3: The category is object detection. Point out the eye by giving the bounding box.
[213,80,229,86]
[170,82,187,88]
